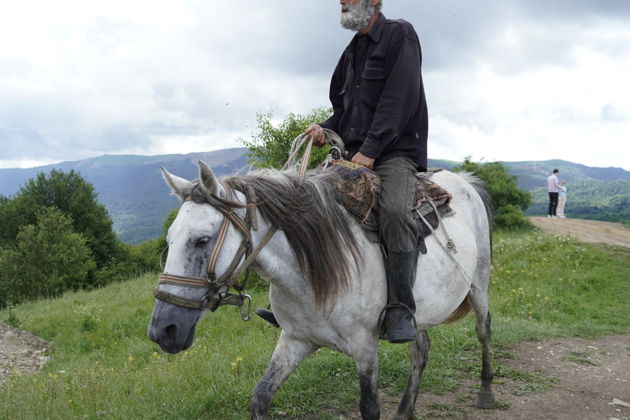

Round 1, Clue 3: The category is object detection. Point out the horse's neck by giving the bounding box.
[250,214,310,294]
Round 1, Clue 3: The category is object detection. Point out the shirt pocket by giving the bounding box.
[360,60,386,107]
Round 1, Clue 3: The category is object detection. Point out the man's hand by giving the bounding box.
[305,124,326,147]
[351,152,375,169]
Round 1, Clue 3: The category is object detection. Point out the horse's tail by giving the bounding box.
[442,296,472,324]
[458,172,494,254]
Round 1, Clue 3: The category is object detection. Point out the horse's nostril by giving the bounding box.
[165,324,177,339]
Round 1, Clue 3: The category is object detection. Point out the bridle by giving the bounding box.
[153,182,277,320]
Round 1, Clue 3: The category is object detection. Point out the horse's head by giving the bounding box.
[148,161,244,354]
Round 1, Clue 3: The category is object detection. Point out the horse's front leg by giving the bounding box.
[251,331,319,419]
[354,343,380,420]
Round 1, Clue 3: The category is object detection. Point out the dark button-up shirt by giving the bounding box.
[320,13,428,170]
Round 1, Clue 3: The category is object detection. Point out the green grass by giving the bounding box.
[1,231,629,419]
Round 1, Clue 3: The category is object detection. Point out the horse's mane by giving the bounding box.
[223,168,362,306]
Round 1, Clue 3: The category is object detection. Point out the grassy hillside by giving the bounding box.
[1,230,629,419]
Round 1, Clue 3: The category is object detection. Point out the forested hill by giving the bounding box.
[503,160,630,224]
[500,159,630,190]
[1,152,628,243]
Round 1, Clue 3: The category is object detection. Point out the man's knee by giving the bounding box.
[380,204,409,223]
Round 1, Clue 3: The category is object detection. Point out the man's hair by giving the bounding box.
[553,169,559,173]
[375,1,383,13]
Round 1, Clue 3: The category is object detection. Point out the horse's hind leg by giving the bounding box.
[395,330,430,420]
[251,332,319,419]
[469,288,496,409]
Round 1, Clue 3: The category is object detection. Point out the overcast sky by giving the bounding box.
[1,0,629,170]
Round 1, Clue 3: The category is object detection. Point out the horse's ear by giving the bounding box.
[161,167,193,201]
[198,161,220,196]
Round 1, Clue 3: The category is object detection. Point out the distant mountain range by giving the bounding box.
[1,151,628,243]
[0,149,249,243]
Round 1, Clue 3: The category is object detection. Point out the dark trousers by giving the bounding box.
[374,158,420,254]
[548,192,559,216]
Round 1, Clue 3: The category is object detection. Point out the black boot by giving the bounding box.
[255,308,279,328]
[383,249,420,343]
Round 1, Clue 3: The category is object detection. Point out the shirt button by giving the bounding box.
[355,84,360,89]
[350,127,355,131]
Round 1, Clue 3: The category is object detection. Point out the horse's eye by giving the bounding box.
[195,236,211,247]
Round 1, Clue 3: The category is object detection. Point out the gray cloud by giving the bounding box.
[0,0,629,169]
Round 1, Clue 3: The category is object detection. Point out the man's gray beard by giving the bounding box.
[340,0,374,31]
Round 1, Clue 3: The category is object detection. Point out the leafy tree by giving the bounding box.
[454,158,532,230]
[0,207,96,305]
[8,169,122,267]
[0,196,32,246]
[241,108,333,169]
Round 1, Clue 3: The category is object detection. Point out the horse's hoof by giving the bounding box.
[476,390,496,409]
[393,413,414,420]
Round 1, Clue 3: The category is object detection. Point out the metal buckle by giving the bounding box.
[239,294,252,321]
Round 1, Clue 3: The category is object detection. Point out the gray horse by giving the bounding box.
[148,161,495,419]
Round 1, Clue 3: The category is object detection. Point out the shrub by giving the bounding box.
[495,204,532,231]
[0,207,96,305]
[240,108,333,169]
[454,158,532,230]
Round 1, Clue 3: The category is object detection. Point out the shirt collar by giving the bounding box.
[346,13,385,54]
[365,13,385,43]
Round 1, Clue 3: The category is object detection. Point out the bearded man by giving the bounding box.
[257,0,428,343]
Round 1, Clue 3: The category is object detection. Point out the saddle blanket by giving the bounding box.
[323,159,454,240]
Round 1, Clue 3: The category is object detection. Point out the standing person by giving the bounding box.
[547,169,560,218]
[557,181,567,218]
[257,0,428,343]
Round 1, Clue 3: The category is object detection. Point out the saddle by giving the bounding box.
[323,159,454,247]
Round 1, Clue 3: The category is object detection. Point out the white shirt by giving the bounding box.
[547,174,560,193]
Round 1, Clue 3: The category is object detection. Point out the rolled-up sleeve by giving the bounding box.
[359,34,422,159]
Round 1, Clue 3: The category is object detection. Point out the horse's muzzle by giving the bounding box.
[148,320,196,354]
[147,302,198,354]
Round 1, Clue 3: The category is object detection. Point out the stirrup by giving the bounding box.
[378,303,417,343]
[255,308,280,328]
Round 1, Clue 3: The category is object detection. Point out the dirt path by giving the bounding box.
[336,335,630,420]
[529,216,630,248]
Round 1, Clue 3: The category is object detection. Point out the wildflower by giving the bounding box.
[230,356,244,372]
